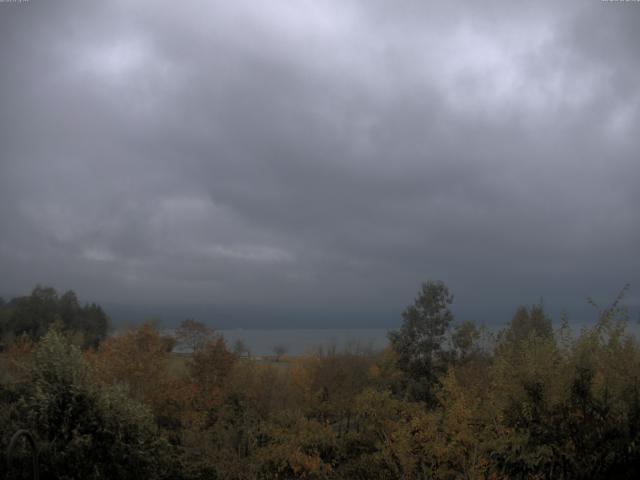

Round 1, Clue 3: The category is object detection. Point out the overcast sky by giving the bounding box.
[1,0,639,328]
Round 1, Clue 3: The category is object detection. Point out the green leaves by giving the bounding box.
[1,285,109,349]
[388,281,455,405]
[2,329,177,480]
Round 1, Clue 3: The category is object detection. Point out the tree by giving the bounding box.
[175,318,214,353]
[10,285,59,340]
[0,328,178,480]
[89,323,173,417]
[273,345,288,362]
[5,286,109,347]
[451,320,484,364]
[160,334,177,353]
[504,302,553,345]
[76,302,109,348]
[188,336,236,406]
[233,339,250,357]
[255,412,336,479]
[292,349,374,436]
[388,280,454,405]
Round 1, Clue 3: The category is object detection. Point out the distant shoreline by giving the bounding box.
[158,327,391,356]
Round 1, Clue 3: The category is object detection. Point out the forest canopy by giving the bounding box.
[1,282,639,479]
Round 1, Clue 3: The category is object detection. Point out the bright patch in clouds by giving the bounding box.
[76,37,150,85]
[433,21,600,116]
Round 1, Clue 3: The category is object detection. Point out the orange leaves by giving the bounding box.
[4,334,36,381]
[175,318,215,352]
[256,414,336,479]
[88,323,175,416]
[187,336,235,409]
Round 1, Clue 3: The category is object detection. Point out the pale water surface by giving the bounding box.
[174,328,390,356]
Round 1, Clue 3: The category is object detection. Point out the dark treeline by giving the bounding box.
[1,282,640,479]
[0,285,109,349]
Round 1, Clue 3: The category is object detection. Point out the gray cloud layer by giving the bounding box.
[1,0,639,327]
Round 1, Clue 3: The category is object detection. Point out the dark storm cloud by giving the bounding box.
[1,0,639,326]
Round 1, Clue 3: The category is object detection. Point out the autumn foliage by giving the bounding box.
[2,283,640,479]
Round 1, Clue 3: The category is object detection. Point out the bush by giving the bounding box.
[0,328,180,480]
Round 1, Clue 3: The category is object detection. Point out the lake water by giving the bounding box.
[176,328,390,356]
[210,322,640,356]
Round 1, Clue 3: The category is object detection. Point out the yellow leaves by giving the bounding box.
[289,350,377,424]
[290,355,317,403]
[256,414,336,479]
[372,346,405,389]
[567,318,640,408]
[440,370,474,439]
[490,334,568,413]
[425,369,492,479]
[354,388,399,422]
